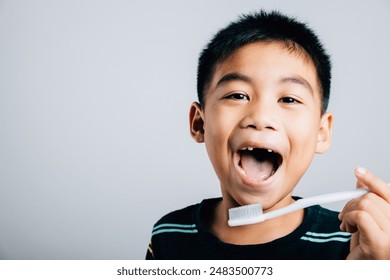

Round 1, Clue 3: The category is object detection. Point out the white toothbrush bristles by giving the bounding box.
[228,204,265,226]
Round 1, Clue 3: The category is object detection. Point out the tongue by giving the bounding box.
[241,152,274,181]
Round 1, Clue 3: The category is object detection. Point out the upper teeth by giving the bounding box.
[242,147,274,153]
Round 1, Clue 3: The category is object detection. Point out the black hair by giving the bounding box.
[197,10,331,113]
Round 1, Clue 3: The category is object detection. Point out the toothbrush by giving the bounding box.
[228,188,368,227]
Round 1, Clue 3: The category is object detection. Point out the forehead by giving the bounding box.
[208,41,321,97]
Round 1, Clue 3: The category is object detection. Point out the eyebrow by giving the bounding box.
[279,76,314,95]
[216,72,252,88]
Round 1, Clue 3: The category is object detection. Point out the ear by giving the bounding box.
[189,102,205,143]
[315,112,333,154]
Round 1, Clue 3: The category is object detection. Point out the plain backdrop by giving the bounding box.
[0,0,389,259]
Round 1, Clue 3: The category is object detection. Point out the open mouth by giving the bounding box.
[237,147,283,182]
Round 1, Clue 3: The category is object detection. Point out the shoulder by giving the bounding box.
[153,202,200,229]
[149,201,204,243]
[147,200,206,259]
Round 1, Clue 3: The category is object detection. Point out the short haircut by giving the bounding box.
[197,10,331,113]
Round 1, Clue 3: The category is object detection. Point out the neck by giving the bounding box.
[210,196,304,245]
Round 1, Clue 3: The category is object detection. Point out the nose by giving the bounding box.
[239,100,278,131]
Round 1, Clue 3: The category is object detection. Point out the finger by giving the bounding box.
[343,213,390,260]
[341,192,390,219]
[340,193,390,232]
[341,209,382,238]
[349,232,359,252]
[355,167,390,203]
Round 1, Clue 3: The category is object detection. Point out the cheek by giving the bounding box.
[202,110,225,160]
[203,107,237,172]
[203,124,232,184]
[204,107,235,143]
[288,117,320,157]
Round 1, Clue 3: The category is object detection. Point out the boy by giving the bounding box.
[146,11,390,259]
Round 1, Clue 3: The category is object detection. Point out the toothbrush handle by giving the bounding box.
[263,188,368,221]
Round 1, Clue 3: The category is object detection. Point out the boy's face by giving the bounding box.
[190,41,333,211]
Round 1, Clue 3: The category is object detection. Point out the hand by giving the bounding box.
[339,167,390,259]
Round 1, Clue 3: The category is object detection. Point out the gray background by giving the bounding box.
[0,0,389,259]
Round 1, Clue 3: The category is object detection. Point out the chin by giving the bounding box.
[224,173,296,212]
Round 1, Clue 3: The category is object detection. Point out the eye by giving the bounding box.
[279,97,301,104]
[225,93,249,100]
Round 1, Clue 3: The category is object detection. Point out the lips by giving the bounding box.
[234,145,283,184]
